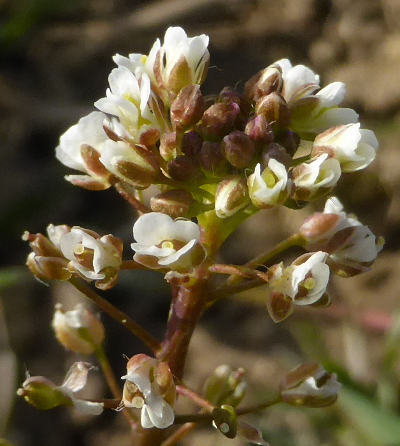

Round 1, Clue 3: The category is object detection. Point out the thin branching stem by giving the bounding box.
[160,423,197,446]
[69,277,161,353]
[176,384,215,412]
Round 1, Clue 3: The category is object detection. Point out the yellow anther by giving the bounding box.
[161,241,174,250]
[73,244,85,255]
[303,277,316,290]
[262,170,277,188]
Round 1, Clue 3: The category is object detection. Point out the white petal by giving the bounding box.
[73,398,104,415]
[132,212,176,245]
[158,239,197,266]
[141,405,154,428]
[316,82,346,107]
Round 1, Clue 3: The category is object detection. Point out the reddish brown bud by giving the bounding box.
[245,65,283,102]
[80,144,110,179]
[150,189,193,218]
[244,115,273,145]
[170,84,204,130]
[275,130,300,156]
[200,102,240,141]
[139,128,161,147]
[266,291,294,323]
[26,253,71,281]
[168,155,197,182]
[199,141,227,174]
[159,132,178,161]
[255,92,290,127]
[215,176,249,218]
[221,131,255,169]
[218,87,251,119]
[181,131,203,158]
[261,143,292,168]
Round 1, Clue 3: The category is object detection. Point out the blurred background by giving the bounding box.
[1,0,400,445]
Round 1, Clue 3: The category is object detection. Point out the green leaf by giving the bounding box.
[338,386,400,445]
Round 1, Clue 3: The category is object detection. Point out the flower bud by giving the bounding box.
[52,304,105,354]
[280,363,341,407]
[181,131,203,158]
[266,290,294,323]
[170,84,204,130]
[204,365,246,407]
[122,354,175,429]
[159,132,178,161]
[199,141,227,174]
[245,65,283,102]
[221,131,255,169]
[200,102,240,141]
[275,130,300,156]
[218,87,250,126]
[150,189,193,218]
[139,128,161,147]
[255,92,290,128]
[167,155,198,182]
[17,377,70,410]
[99,140,160,188]
[215,176,249,219]
[244,115,273,146]
[261,143,292,168]
[26,253,71,282]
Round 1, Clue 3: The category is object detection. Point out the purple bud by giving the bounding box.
[170,84,205,130]
[221,131,255,169]
[245,115,274,145]
[200,102,240,141]
[168,155,198,182]
[255,92,290,128]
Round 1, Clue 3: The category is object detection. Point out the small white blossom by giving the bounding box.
[55,112,111,189]
[122,355,175,429]
[60,227,122,281]
[292,153,341,199]
[94,67,162,143]
[273,59,358,135]
[247,160,288,208]
[312,123,378,172]
[131,212,203,270]
[270,251,330,306]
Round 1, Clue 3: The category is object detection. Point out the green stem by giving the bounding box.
[225,233,305,287]
[69,277,161,354]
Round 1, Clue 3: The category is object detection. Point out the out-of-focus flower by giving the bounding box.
[215,176,249,219]
[23,225,71,282]
[55,112,112,190]
[312,123,378,172]
[18,362,103,415]
[248,160,288,208]
[268,252,330,321]
[291,153,341,201]
[52,304,105,354]
[99,140,160,188]
[60,227,122,289]
[122,354,175,429]
[300,197,383,276]
[280,363,341,407]
[266,59,358,136]
[95,67,163,144]
[203,365,246,407]
[131,212,204,271]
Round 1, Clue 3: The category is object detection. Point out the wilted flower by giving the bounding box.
[312,123,378,172]
[268,251,330,322]
[131,212,204,271]
[52,304,105,354]
[55,112,112,190]
[300,197,383,276]
[17,362,103,415]
[59,227,122,289]
[280,363,341,407]
[95,67,163,144]
[291,153,341,201]
[248,160,288,208]
[122,354,175,429]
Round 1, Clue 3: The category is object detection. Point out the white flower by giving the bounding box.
[131,212,203,270]
[292,153,341,199]
[154,26,209,95]
[247,160,288,208]
[312,123,378,172]
[60,227,122,281]
[270,251,330,306]
[323,197,383,267]
[52,304,105,354]
[55,112,111,190]
[273,59,358,135]
[122,355,175,429]
[99,139,159,188]
[94,67,162,143]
